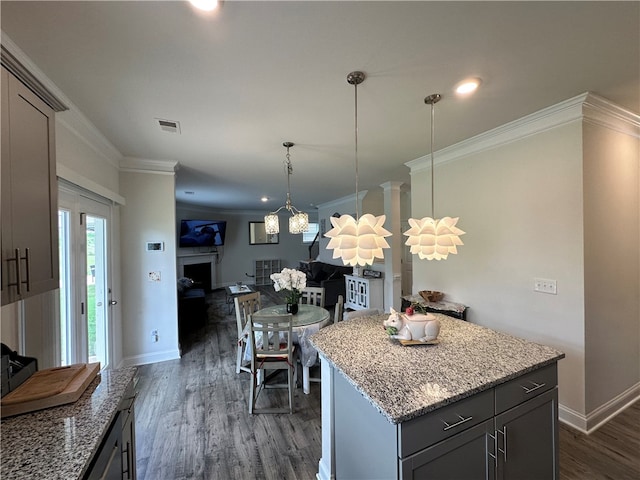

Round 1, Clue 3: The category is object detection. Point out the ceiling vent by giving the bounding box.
[156,118,181,134]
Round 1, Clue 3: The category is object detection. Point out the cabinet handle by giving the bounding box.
[6,248,22,295]
[442,414,473,431]
[23,248,31,292]
[487,432,497,461]
[522,381,546,394]
[122,441,131,478]
[497,426,508,462]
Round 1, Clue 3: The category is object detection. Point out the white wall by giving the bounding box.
[583,121,640,415]
[119,171,180,366]
[176,204,309,287]
[408,94,640,432]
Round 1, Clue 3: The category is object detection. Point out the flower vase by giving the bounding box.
[286,303,299,315]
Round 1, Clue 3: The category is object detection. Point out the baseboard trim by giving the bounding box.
[118,349,180,368]
[559,382,640,434]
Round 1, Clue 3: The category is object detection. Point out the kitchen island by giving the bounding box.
[1,366,137,480]
[309,313,564,480]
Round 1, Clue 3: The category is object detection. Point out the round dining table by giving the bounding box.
[253,304,330,394]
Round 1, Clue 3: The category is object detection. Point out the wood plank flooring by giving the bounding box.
[134,288,639,479]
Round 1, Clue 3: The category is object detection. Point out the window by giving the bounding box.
[302,223,320,243]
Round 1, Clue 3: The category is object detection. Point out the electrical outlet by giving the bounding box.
[151,329,159,342]
[534,278,557,295]
[148,271,161,282]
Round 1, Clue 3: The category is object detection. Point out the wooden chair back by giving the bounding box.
[333,294,344,324]
[299,286,325,308]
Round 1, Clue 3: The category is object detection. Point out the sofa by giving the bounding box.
[302,261,353,307]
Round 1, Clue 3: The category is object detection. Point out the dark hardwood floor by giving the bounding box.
[134,288,639,479]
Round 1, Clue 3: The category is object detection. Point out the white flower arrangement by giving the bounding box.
[270,268,307,304]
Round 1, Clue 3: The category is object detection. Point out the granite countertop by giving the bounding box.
[310,314,564,424]
[1,366,137,480]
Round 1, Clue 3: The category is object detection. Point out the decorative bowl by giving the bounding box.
[419,290,444,303]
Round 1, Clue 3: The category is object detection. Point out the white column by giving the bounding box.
[317,356,336,480]
[381,181,404,312]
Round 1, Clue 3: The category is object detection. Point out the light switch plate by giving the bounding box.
[534,278,557,294]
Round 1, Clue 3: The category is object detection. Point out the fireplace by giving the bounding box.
[177,253,217,291]
[183,263,212,291]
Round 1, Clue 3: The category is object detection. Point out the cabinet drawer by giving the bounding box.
[398,388,494,458]
[495,363,557,414]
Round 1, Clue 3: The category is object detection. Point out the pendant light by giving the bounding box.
[403,94,465,260]
[325,71,391,266]
[264,142,309,235]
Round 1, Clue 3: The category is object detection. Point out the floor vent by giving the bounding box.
[156,118,181,134]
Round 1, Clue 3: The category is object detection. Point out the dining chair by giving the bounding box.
[333,294,344,324]
[299,286,325,308]
[248,313,296,414]
[234,292,261,374]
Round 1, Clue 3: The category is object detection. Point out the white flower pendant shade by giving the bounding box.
[325,213,392,266]
[403,216,465,261]
[325,71,392,266]
[404,93,465,260]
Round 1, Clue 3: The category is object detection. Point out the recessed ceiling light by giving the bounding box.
[261,196,269,202]
[455,78,482,95]
[189,0,219,12]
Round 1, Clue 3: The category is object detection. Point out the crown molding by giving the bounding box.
[317,190,367,210]
[120,157,179,175]
[406,92,639,174]
[2,32,124,169]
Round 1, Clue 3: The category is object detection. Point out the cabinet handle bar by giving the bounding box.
[522,381,546,394]
[442,414,473,431]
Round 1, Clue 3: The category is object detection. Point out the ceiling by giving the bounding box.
[2,1,638,213]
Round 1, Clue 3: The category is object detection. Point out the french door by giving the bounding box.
[58,186,113,368]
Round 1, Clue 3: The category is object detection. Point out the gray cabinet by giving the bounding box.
[83,378,137,480]
[120,380,137,480]
[400,419,495,480]
[334,362,559,479]
[1,66,58,305]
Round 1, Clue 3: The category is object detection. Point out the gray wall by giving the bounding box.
[176,204,310,288]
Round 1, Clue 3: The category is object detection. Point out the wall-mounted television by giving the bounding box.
[179,220,227,248]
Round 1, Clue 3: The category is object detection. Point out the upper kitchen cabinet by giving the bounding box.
[1,64,60,305]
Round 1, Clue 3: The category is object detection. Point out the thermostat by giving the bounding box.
[146,242,164,252]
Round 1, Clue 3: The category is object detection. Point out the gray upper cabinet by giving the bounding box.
[1,66,59,305]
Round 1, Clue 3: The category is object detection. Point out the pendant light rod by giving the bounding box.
[347,71,365,220]
[424,93,441,220]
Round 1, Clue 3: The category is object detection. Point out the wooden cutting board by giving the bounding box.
[1,362,100,418]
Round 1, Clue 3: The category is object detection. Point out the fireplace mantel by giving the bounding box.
[177,253,217,288]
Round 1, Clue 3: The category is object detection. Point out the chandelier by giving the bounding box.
[403,94,465,260]
[325,71,391,266]
[264,142,309,235]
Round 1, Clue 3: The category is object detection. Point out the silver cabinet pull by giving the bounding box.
[497,426,508,462]
[109,300,118,306]
[442,414,473,431]
[23,247,31,292]
[487,432,497,460]
[7,248,22,296]
[522,381,546,394]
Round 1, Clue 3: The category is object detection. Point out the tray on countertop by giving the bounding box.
[1,362,100,418]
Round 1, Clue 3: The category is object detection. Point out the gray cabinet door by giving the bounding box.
[495,388,558,480]
[1,66,58,305]
[400,419,495,480]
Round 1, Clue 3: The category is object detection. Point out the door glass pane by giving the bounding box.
[86,215,108,367]
[58,209,71,366]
